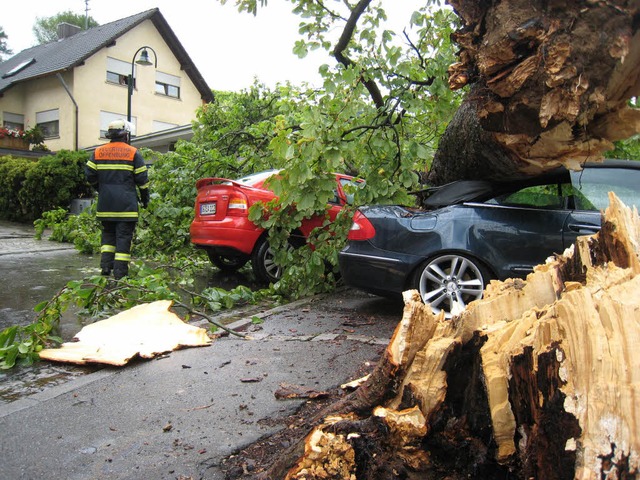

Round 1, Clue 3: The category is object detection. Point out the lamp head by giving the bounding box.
[136,49,153,66]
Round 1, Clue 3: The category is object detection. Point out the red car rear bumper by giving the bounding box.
[189,217,263,256]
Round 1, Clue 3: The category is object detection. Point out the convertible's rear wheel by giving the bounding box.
[206,250,249,272]
[413,254,488,318]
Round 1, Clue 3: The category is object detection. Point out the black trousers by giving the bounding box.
[100,221,136,279]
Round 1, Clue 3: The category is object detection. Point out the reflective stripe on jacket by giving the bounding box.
[86,142,149,222]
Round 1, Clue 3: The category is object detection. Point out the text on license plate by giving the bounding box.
[200,202,217,215]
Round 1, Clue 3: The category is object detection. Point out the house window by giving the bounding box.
[36,109,59,138]
[100,111,136,138]
[106,57,135,87]
[3,112,25,131]
[1,58,35,79]
[155,71,180,98]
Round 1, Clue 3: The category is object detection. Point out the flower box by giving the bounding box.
[0,137,29,150]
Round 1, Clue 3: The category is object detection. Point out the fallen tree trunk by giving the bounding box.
[266,193,640,479]
[428,0,640,185]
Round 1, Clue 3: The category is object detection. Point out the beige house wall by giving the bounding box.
[1,73,76,152]
[0,84,26,124]
[0,19,207,151]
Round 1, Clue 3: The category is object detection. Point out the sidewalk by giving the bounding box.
[0,220,76,256]
[0,289,402,479]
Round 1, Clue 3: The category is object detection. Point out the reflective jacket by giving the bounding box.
[86,142,149,222]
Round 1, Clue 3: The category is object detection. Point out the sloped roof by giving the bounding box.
[0,8,214,102]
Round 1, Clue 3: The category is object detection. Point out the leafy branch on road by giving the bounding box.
[0,265,272,369]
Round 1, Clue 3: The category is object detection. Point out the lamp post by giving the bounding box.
[127,46,158,123]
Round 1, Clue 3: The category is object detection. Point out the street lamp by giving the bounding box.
[127,46,158,124]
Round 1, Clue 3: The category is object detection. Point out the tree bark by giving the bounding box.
[428,0,640,185]
[270,193,640,479]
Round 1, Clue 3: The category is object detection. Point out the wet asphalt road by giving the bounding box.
[0,221,404,410]
[0,221,405,479]
[0,228,96,332]
[0,221,261,402]
[0,221,101,402]
[0,221,260,334]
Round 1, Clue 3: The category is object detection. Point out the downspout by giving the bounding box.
[56,73,79,150]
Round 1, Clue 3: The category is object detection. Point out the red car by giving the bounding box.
[190,170,359,283]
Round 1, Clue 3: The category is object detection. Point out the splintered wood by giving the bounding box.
[428,1,640,186]
[38,300,211,366]
[282,193,639,479]
[451,0,640,166]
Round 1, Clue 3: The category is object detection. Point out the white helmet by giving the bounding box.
[106,119,133,139]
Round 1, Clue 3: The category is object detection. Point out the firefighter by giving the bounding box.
[86,119,149,279]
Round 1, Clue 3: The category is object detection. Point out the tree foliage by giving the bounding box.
[0,26,12,61]
[212,1,463,295]
[31,2,640,296]
[33,10,99,45]
[32,3,464,300]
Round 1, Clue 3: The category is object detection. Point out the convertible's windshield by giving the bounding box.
[570,167,640,210]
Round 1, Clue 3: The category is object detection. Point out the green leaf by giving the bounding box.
[33,301,49,313]
[2,346,18,369]
[18,341,33,354]
[293,40,308,59]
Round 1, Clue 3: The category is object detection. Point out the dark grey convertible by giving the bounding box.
[339,160,640,317]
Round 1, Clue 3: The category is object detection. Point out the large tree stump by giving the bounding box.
[273,193,640,479]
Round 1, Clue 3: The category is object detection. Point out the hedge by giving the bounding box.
[0,150,93,222]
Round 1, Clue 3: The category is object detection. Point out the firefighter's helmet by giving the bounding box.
[106,119,132,140]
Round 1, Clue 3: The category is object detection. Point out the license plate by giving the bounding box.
[200,202,217,215]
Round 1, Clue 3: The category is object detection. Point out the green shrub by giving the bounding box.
[0,151,92,222]
[0,156,36,220]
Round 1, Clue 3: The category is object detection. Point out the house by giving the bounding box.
[0,8,214,152]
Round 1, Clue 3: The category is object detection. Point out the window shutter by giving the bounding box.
[36,109,59,123]
[156,71,181,87]
[107,57,135,77]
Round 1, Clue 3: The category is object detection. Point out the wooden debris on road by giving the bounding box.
[39,300,211,366]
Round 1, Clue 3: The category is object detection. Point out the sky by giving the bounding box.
[2,1,423,92]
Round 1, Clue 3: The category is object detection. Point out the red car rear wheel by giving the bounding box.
[206,249,249,272]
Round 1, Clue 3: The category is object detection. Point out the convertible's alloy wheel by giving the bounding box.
[416,254,486,318]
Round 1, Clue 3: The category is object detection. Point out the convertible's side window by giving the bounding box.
[491,183,565,209]
[561,183,596,210]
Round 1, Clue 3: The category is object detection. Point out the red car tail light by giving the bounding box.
[348,211,375,241]
[227,192,249,215]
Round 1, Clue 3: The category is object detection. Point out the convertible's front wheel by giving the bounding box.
[413,254,489,318]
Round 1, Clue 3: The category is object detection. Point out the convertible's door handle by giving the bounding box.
[567,223,600,234]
